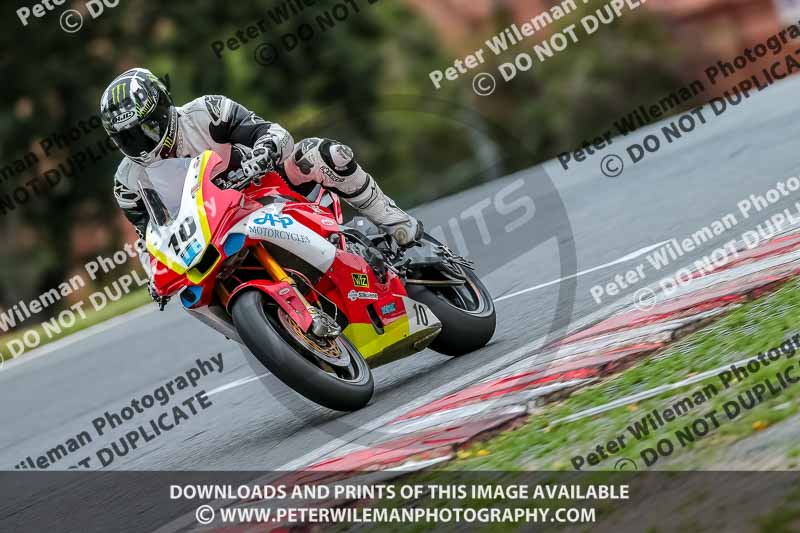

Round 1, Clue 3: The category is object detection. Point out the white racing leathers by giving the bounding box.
[284,138,421,245]
[113,95,420,254]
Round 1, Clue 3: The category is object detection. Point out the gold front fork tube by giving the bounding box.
[252,244,317,314]
[252,244,293,284]
[216,283,231,307]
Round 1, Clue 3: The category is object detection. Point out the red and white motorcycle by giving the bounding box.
[141,149,495,411]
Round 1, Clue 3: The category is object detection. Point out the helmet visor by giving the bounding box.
[110,96,172,159]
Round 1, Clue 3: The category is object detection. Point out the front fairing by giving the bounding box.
[144,155,210,274]
[144,151,244,295]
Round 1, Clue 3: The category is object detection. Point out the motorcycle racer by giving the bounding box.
[100,68,422,306]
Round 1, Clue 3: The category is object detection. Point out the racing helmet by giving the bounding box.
[100,68,177,164]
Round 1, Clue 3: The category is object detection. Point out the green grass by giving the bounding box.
[441,278,800,471]
[339,280,800,533]
[0,289,151,365]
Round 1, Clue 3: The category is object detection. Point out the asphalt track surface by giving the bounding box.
[2,76,800,473]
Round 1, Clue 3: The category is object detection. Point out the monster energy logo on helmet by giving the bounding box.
[100,68,176,164]
[109,82,127,105]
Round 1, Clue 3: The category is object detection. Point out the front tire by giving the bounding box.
[232,290,374,411]
[407,267,496,356]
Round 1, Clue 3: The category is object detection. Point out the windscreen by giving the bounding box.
[138,157,193,228]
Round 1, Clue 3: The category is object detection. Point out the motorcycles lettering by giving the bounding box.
[142,150,496,411]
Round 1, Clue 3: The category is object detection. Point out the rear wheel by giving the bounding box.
[232,290,374,411]
[407,266,496,356]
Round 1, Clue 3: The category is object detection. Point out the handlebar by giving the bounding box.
[218,162,343,224]
[221,160,276,191]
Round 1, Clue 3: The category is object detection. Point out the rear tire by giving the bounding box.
[232,290,374,411]
[407,267,496,356]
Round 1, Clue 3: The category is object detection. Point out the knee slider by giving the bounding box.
[320,139,358,177]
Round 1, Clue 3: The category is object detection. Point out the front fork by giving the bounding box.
[219,244,340,337]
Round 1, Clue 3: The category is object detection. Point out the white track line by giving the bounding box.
[207,374,269,396]
[279,340,557,469]
[278,298,640,471]
[280,236,800,469]
[494,240,670,302]
[203,240,672,398]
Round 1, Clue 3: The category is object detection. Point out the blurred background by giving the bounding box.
[0,0,797,332]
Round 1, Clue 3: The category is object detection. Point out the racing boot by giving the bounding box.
[346,175,423,247]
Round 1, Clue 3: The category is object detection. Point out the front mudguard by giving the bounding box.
[226,280,314,332]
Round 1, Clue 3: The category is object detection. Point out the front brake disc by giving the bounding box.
[277,309,351,368]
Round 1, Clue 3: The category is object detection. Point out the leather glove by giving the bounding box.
[241,140,277,178]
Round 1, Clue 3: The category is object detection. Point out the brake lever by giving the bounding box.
[224,166,265,191]
[232,159,276,190]
[221,169,247,190]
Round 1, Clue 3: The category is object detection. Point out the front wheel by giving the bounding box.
[407,267,496,356]
[232,290,374,411]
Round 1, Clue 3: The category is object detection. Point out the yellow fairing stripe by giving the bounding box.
[146,151,214,276]
[193,151,213,243]
[343,318,411,359]
[147,231,189,276]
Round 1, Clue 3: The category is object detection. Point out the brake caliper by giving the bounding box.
[308,306,341,339]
